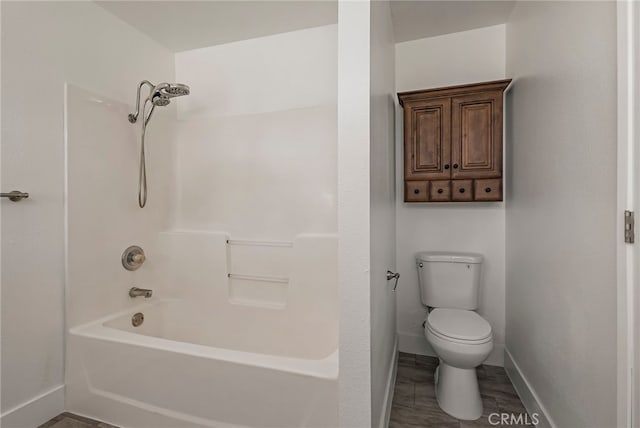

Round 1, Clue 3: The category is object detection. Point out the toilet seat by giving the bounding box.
[426,308,492,344]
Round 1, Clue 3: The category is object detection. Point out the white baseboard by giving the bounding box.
[398,332,505,367]
[379,337,399,428]
[0,385,64,428]
[504,349,556,428]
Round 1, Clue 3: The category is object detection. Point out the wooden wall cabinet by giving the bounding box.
[398,79,511,203]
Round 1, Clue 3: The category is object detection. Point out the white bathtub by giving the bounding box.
[66,299,338,428]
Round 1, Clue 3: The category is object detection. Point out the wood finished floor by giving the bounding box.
[38,413,119,428]
[390,352,531,428]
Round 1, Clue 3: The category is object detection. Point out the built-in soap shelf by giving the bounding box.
[226,238,293,309]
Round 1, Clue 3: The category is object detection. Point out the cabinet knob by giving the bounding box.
[437,189,443,194]
[459,188,465,194]
[414,189,420,194]
[453,163,459,169]
[485,187,492,193]
[444,164,450,170]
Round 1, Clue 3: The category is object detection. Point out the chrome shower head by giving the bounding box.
[128,79,191,209]
[128,81,190,123]
[152,82,190,99]
[162,83,190,97]
[151,94,171,107]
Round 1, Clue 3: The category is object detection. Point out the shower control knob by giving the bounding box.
[122,245,146,271]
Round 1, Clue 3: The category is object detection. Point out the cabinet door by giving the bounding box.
[451,91,502,179]
[404,98,451,181]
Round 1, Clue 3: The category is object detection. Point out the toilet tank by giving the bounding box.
[416,252,483,310]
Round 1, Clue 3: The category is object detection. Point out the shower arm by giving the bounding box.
[128,80,155,123]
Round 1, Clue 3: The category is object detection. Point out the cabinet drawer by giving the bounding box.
[429,180,450,202]
[405,181,428,202]
[451,180,473,201]
[474,179,502,201]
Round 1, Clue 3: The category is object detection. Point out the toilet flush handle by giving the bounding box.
[386,270,400,291]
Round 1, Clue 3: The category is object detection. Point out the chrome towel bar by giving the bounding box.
[1,191,29,202]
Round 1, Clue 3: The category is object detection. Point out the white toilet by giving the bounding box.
[416,252,493,420]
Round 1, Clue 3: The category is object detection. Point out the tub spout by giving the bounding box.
[129,287,152,298]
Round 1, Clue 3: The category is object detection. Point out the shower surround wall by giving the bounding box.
[65,24,338,427]
[174,25,337,238]
[171,24,338,317]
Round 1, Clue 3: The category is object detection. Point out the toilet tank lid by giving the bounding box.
[416,252,483,264]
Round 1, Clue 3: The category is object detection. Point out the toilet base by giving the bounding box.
[435,362,483,420]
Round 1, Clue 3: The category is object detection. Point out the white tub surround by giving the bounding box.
[67,300,337,428]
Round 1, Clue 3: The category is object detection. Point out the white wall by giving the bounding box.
[394,25,507,365]
[369,2,397,428]
[338,1,372,426]
[369,1,397,427]
[505,2,617,427]
[1,2,174,426]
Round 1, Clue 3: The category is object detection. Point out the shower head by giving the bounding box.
[152,82,190,99]
[151,94,171,107]
[128,79,191,209]
[128,80,190,123]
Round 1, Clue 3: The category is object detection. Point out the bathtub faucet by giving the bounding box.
[129,287,152,298]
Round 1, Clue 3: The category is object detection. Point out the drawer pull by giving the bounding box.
[485,187,491,193]
[459,188,465,194]
[437,188,443,194]
[414,189,420,194]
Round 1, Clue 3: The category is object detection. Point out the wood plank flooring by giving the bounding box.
[390,352,531,428]
[38,413,118,428]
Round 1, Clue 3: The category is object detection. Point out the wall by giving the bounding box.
[369,2,397,428]
[1,2,174,426]
[394,25,507,365]
[174,25,337,239]
[172,24,337,325]
[505,2,617,427]
[337,1,372,426]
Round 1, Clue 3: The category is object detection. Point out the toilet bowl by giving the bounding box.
[424,308,493,420]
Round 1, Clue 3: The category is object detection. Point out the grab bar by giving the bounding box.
[227,273,289,284]
[1,191,29,202]
[226,239,293,248]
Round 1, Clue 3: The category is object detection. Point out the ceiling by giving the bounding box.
[96,0,516,53]
[96,1,338,52]
[390,1,516,43]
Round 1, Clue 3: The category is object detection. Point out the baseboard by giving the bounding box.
[0,385,64,428]
[379,337,399,428]
[504,349,556,428]
[398,332,505,366]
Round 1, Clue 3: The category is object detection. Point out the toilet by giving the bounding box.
[416,251,493,420]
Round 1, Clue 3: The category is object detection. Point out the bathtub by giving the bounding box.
[66,299,338,428]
